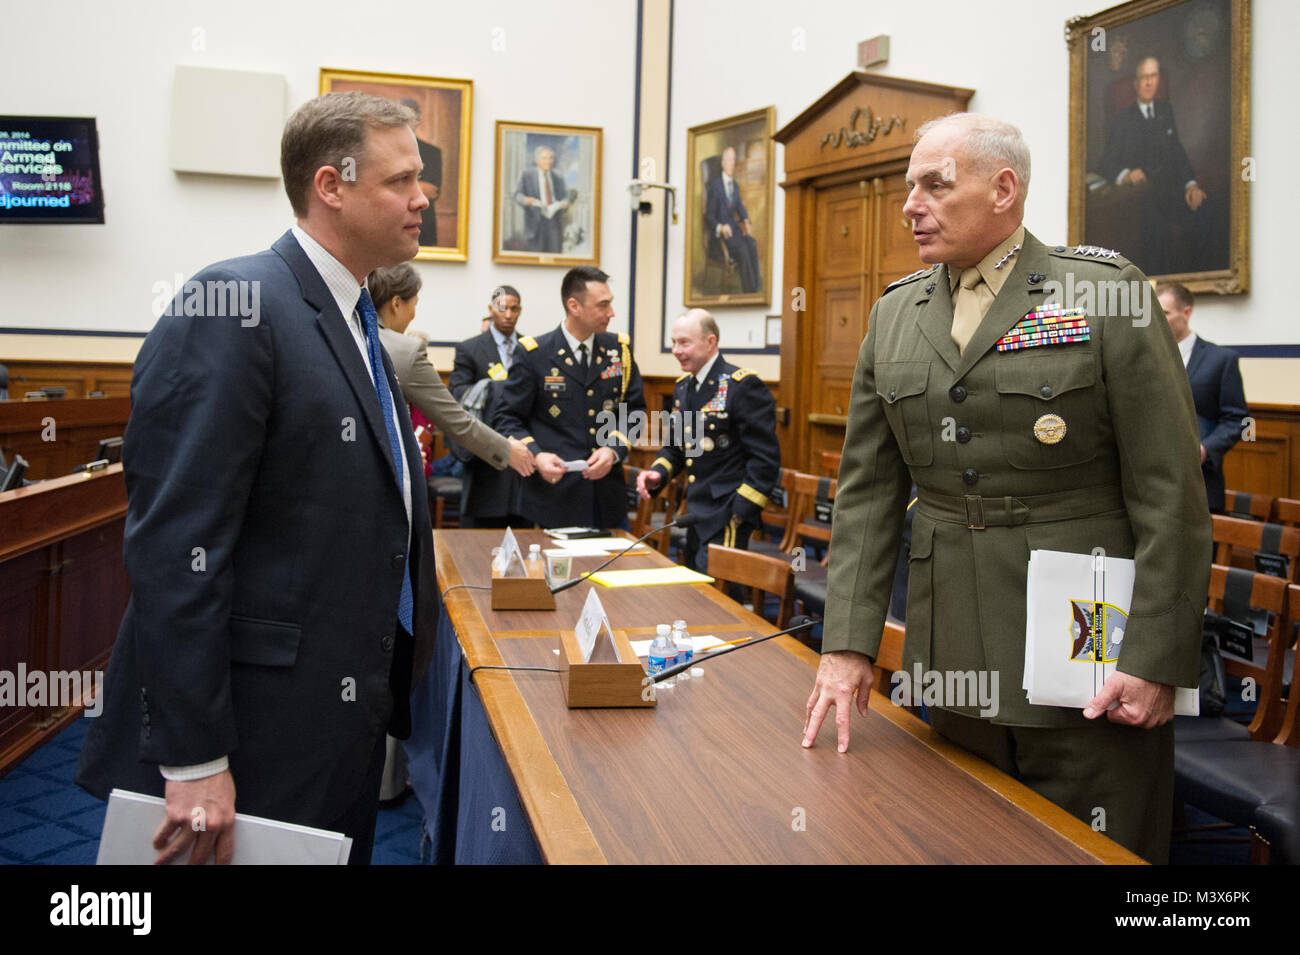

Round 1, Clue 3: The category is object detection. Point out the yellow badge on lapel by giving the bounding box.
[1033,414,1067,445]
[487,362,507,381]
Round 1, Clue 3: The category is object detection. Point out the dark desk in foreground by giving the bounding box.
[413,529,1140,864]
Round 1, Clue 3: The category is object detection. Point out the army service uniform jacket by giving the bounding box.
[495,325,645,529]
[822,231,1211,727]
[647,354,781,546]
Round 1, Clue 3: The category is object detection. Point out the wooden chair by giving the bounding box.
[1225,490,1275,522]
[1212,514,1300,582]
[1205,564,1292,741]
[750,468,796,558]
[819,450,841,477]
[707,544,794,628]
[781,472,837,617]
[1272,497,1300,527]
[624,464,654,537]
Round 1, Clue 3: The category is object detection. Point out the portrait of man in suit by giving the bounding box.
[704,147,762,294]
[514,145,570,254]
[400,98,442,247]
[76,92,438,865]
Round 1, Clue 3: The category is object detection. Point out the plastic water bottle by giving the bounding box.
[672,619,692,680]
[528,543,542,566]
[648,624,676,687]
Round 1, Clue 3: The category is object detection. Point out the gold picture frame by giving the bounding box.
[319,68,472,263]
[684,106,775,307]
[1066,0,1249,293]
[492,120,602,267]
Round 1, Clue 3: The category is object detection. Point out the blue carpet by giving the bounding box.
[0,717,425,865]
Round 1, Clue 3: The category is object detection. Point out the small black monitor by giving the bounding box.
[95,436,123,464]
[1,454,28,492]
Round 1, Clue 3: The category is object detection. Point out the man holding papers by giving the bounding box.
[801,113,1210,862]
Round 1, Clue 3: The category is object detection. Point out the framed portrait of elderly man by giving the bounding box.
[320,68,472,262]
[684,107,775,307]
[493,121,602,267]
[1066,0,1249,293]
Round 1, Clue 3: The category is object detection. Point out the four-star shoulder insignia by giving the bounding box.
[1055,243,1123,260]
[518,335,539,351]
[883,265,937,293]
[731,368,759,381]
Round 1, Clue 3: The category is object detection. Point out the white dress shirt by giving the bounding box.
[1178,330,1198,368]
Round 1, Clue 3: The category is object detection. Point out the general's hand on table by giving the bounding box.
[802,650,875,753]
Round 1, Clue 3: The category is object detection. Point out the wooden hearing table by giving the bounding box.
[426,528,1141,864]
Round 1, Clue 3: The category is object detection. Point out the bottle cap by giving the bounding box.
[656,624,671,637]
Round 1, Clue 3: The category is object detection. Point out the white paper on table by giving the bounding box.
[97,789,352,865]
[498,526,526,576]
[548,540,648,558]
[1024,549,1198,715]
[628,634,725,657]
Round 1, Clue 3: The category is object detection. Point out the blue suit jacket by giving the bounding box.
[1187,336,1247,511]
[76,231,437,829]
[513,167,569,243]
[705,174,750,237]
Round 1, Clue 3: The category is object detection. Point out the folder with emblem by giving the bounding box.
[1023,549,1198,715]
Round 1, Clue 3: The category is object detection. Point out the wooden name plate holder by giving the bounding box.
[491,557,556,610]
[558,627,656,708]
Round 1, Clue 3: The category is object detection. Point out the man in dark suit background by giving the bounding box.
[1158,281,1247,513]
[1096,56,1209,276]
[450,285,531,527]
[401,98,442,247]
[76,92,436,865]
[513,145,569,254]
[704,146,761,293]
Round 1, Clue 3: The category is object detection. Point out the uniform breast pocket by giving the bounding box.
[877,361,933,467]
[995,353,1102,469]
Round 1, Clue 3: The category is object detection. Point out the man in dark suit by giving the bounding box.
[513,146,569,254]
[1159,281,1247,513]
[704,146,761,293]
[636,309,780,572]
[401,98,442,247]
[450,285,531,527]
[495,267,645,529]
[1096,57,1209,276]
[76,92,436,865]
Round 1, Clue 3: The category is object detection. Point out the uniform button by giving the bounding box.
[888,389,897,400]
[1039,384,1053,398]
[381,634,394,652]
[391,553,405,569]
[588,427,596,435]
[962,468,979,486]
[587,408,595,417]
[686,459,693,467]
[949,385,967,403]
[956,427,971,443]
[688,475,696,483]
[587,389,594,397]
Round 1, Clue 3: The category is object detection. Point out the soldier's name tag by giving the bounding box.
[543,376,566,393]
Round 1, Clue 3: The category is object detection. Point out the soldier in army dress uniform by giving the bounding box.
[637,308,781,572]
[801,113,1210,863]
[495,266,645,529]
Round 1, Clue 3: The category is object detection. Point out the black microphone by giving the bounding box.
[549,513,700,595]
[651,614,816,683]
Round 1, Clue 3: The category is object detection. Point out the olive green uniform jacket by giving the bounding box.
[822,230,1211,727]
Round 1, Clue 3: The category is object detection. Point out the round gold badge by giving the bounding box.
[1033,414,1067,445]
[700,437,715,452]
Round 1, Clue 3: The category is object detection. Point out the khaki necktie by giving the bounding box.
[951,267,991,354]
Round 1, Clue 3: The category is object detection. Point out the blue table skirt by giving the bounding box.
[404,590,544,864]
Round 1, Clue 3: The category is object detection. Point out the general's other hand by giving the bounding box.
[1084,672,1175,728]
[153,770,237,865]
[535,452,567,484]
[508,437,536,477]
[1186,183,1207,211]
[636,468,662,500]
[583,446,617,481]
[802,650,875,753]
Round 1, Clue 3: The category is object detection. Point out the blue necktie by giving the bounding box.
[357,288,414,635]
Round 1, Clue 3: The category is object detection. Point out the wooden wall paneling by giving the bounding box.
[0,550,51,771]
[0,396,130,480]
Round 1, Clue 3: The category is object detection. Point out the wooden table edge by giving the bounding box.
[433,531,607,864]
[776,637,1145,865]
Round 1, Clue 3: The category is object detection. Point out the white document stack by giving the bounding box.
[1023,549,1198,715]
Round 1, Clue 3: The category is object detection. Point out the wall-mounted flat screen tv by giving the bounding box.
[0,116,104,224]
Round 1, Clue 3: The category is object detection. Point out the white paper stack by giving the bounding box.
[1024,549,1198,715]
[96,789,353,865]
